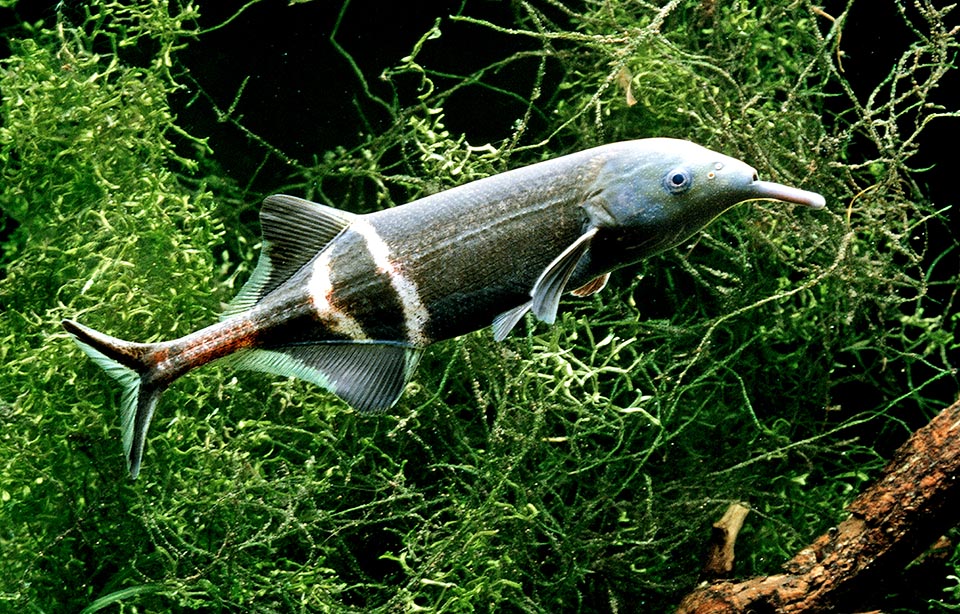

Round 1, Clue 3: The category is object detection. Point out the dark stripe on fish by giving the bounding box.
[325,227,411,343]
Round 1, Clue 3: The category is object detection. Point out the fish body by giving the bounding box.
[62,138,825,478]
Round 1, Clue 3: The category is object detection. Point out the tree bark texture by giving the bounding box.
[677,397,960,613]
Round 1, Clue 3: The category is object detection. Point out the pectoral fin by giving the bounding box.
[571,273,609,298]
[530,227,598,324]
[230,341,422,414]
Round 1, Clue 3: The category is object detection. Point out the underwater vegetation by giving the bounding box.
[0,0,958,612]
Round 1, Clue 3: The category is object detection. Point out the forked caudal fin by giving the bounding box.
[61,195,421,479]
[62,319,165,479]
[60,196,357,479]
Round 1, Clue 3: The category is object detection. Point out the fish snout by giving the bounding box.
[749,179,826,209]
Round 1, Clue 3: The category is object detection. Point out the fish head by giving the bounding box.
[587,138,825,261]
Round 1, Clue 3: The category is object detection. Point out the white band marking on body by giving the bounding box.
[351,218,431,346]
[307,247,368,340]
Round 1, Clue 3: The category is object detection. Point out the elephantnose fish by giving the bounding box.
[62,138,825,478]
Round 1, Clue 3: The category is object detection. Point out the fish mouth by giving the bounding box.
[748,180,826,209]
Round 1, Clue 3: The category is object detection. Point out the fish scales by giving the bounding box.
[369,149,605,342]
[62,138,827,478]
[322,228,410,342]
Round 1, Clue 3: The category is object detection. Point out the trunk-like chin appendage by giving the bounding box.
[750,180,826,209]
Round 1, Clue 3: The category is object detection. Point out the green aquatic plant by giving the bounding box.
[1,0,957,612]
[0,1,224,608]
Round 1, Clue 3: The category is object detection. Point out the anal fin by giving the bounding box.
[230,341,422,414]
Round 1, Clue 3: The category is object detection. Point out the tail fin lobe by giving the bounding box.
[62,319,163,479]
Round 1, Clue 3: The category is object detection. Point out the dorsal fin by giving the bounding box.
[223,195,355,318]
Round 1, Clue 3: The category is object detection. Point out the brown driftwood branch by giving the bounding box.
[701,502,751,579]
[678,397,960,613]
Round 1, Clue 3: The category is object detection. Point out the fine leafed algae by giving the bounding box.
[1,1,958,612]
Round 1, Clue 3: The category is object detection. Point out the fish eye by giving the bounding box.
[662,167,692,194]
